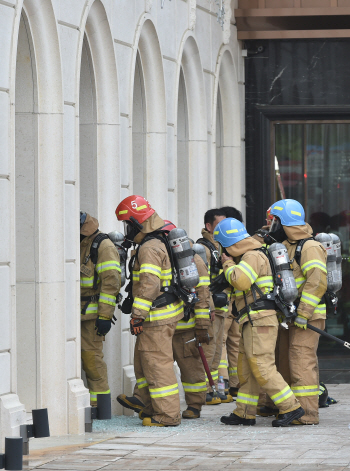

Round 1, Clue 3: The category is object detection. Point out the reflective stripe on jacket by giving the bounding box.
[80,232,121,321]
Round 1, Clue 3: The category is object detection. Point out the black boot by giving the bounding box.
[229,387,239,398]
[117,394,145,412]
[221,413,256,426]
[256,406,278,417]
[272,407,305,427]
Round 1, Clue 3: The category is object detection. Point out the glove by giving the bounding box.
[294,314,308,330]
[95,317,112,336]
[195,329,210,347]
[130,318,144,336]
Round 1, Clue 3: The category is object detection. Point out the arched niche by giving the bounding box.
[131,18,167,215]
[15,10,38,412]
[177,67,189,230]
[11,0,66,435]
[214,48,242,210]
[176,35,207,236]
[132,52,147,197]
[79,35,98,217]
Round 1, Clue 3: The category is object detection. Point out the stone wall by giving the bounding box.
[0,0,244,445]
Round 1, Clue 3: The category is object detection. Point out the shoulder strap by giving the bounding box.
[196,237,219,281]
[294,237,314,266]
[90,233,110,265]
[196,237,216,253]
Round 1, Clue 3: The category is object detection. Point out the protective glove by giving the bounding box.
[294,314,308,330]
[195,329,210,347]
[130,318,144,336]
[95,317,112,336]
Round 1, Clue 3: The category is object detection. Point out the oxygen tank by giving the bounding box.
[192,243,208,267]
[315,233,338,293]
[168,228,199,289]
[268,242,298,304]
[329,233,342,292]
[108,231,127,287]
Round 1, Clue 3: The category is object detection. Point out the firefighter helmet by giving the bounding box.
[161,220,177,232]
[213,218,249,248]
[270,199,305,226]
[115,195,154,224]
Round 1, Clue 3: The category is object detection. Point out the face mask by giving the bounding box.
[268,217,287,242]
[123,221,141,245]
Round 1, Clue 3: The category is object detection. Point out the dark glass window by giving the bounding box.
[275,122,350,382]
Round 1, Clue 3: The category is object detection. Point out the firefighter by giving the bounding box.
[268,199,327,425]
[197,209,233,404]
[218,207,244,397]
[215,217,304,426]
[173,236,211,419]
[80,212,121,409]
[115,196,184,427]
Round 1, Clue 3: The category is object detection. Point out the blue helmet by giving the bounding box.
[213,218,250,248]
[270,199,305,226]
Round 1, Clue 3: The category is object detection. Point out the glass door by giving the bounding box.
[274,122,350,382]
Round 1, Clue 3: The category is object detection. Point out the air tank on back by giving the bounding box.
[268,242,298,304]
[329,233,342,292]
[315,233,338,293]
[192,243,208,267]
[168,228,199,289]
[108,231,127,287]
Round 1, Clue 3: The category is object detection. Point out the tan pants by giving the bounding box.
[81,319,109,404]
[202,315,225,392]
[275,319,325,424]
[235,314,300,420]
[133,322,181,425]
[173,330,206,410]
[219,315,240,388]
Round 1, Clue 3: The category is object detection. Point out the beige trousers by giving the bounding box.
[219,314,240,388]
[202,315,225,392]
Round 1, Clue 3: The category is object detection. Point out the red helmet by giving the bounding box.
[161,220,176,232]
[116,195,154,224]
[266,207,273,221]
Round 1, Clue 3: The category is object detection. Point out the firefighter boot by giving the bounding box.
[206,392,221,405]
[221,413,256,426]
[138,411,152,420]
[217,392,234,403]
[182,407,200,419]
[272,407,305,427]
[229,387,239,398]
[117,394,145,412]
[142,417,180,427]
[257,406,279,417]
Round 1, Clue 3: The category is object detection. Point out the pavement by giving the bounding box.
[23,384,350,471]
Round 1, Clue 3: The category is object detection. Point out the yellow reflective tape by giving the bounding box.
[136,205,147,211]
[145,301,184,322]
[149,383,179,398]
[119,210,128,215]
[291,210,301,216]
[182,382,207,392]
[226,229,238,234]
[214,231,219,235]
[90,390,111,395]
[273,206,283,210]
[176,318,196,330]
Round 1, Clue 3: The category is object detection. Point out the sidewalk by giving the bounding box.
[24,384,350,471]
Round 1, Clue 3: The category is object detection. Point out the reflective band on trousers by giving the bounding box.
[149,383,179,398]
[271,385,293,405]
[300,292,321,308]
[219,359,228,368]
[145,301,184,322]
[194,310,210,319]
[301,259,327,275]
[176,318,196,330]
[229,367,237,376]
[182,382,207,393]
[90,390,111,398]
[236,392,259,405]
[292,385,319,397]
[136,377,149,389]
[96,261,121,274]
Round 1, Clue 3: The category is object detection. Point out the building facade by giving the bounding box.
[0,0,245,445]
[237,0,350,380]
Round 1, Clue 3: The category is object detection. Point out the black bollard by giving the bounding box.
[97,393,111,420]
[4,437,23,470]
[32,409,50,438]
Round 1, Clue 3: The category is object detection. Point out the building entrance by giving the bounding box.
[273,122,350,382]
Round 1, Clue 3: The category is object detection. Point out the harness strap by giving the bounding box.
[81,294,100,315]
